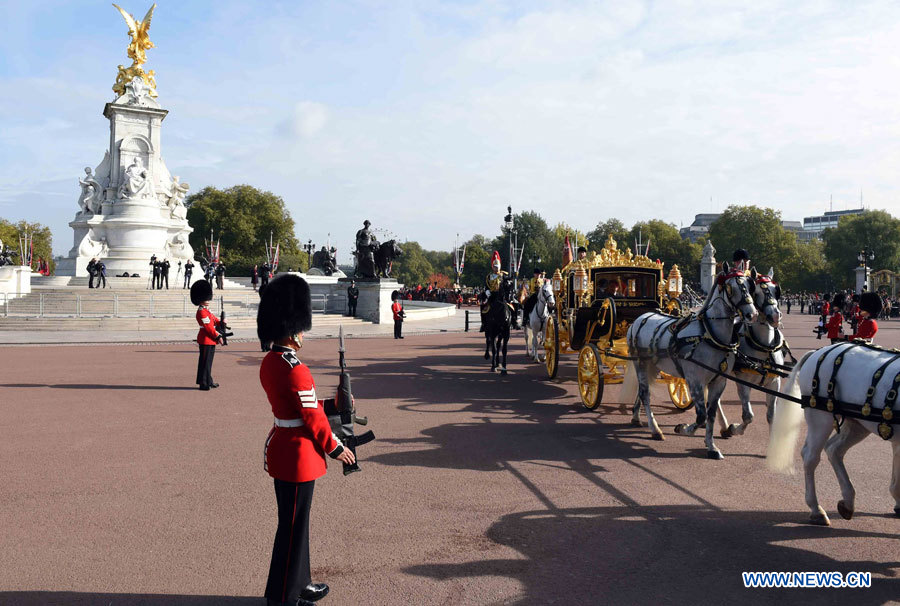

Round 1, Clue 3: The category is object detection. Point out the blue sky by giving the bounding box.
[2,0,900,259]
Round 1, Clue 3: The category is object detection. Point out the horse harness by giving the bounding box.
[806,340,900,440]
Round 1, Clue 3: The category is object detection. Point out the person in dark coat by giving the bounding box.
[257,275,353,606]
[215,263,226,290]
[252,265,259,291]
[183,260,194,289]
[96,260,108,289]
[347,280,359,317]
[161,259,170,289]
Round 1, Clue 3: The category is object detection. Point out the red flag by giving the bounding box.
[562,232,574,266]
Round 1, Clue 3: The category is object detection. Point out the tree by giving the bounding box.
[185,185,300,275]
[493,211,555,279]
[391,241,434,286]
[792,239,829,291]
[707,205,800,287]
[427,273,453,288]
[628,220,702,281]
[822,210,900,288]
[547,222,589,270]
[459,236,491,287]
[0,219,54,273]
[586,218,629,253]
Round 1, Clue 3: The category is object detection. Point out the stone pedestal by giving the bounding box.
[0,266,32,300]
[57,78,195,278]
[855,265,870,293]
[352,279,399,324]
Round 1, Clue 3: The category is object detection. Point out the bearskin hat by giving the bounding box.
[859,292,883,317]
[852,293,860,303]
[823,293,832,302]
[732,249,750,262]
[831,293,845,309]
[391,290,400,301]
[190,279,213,306]
[256,274,312,344]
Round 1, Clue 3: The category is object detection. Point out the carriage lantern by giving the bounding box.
[551,268,563,294]
[667,265,683,298]
[573,265,589,298]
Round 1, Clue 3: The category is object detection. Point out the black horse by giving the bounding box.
[374,240,402,278]
[483,277,515,374]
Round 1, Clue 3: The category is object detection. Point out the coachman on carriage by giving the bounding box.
[543,235,689,410]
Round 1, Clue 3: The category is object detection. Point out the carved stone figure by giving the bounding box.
[354,220,379,278]
[312,246,338,276]
[118,157,150,199]
[165,175,190,220]
[702,240,716,262]
[164,232,194,260]
[0,241,17,267]
[78,167,104,214]
[78,232,109,259]
[374,240,402,278]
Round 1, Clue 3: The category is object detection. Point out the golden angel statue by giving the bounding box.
[112,4,158,97]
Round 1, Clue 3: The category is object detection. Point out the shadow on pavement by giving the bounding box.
[0,593,259,606]
[404,504,900,606]
[0,383,197,391]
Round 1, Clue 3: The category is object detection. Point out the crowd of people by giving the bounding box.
[793,291,885,343]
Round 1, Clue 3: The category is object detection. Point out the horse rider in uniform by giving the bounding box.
[256,274,355,606]
[481,251,520,331]
[521,267,545,325]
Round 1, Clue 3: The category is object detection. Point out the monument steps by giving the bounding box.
[32,276,248,290]
[0,315,370,331]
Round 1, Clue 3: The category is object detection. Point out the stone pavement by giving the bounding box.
[1,311,899,605]
[0,307,477,345]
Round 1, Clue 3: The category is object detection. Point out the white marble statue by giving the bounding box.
[118,157,151,199]
[78,232,108,258]
[165,176,190,220]
[78,167,103,214]
[164,232,194,260]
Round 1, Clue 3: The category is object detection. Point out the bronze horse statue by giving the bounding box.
[374,240,402,278]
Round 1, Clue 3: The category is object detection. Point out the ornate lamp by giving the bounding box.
[573,265,589,301]
[667,265,683,298]
[551,268,563,294]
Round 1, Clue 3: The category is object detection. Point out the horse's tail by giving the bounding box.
[621,361,638,405]
[766,349,813,474]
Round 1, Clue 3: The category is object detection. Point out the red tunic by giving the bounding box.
[851,318,878,341]
[825,312,844,339]
[392,301,404,321]
[196,306,220,345]
[260,347,341,483]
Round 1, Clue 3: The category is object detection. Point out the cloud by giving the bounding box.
[280,101,330,139]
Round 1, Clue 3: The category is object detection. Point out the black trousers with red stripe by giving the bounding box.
[196,344,216,387]
[265,478,315,603]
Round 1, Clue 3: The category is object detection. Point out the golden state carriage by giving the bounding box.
[543,235,693,410]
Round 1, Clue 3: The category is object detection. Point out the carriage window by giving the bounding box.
[593,272,656,299]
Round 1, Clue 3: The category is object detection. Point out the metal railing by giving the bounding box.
[0,291,339,319]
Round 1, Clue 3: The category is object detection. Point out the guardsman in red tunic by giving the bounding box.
[391,290,405,339]
[825,293,845,343]
[258,274,355,606]
[191,279,223,391]
[850,291,881,343]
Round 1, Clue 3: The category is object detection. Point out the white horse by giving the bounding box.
[622,265,758,458]
[768,344,900,526]
[716,268,786,438]
[523,280,555,363]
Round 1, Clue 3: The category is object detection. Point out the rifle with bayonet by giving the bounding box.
[324,325,375,475]
[216,298,233,345]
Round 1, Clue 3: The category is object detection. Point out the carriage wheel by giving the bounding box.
[545,315,559,380]
[667,377,693,410]
[578,343,604,410]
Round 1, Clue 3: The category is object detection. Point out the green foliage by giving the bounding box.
[0,219,54,273]
[628,220,702,281]
[822,210,900,288]
[793,239,829,291]
[586,218,629,253]
[459,237,491,287]
[707,205,801,287]
[392,241,434,286]
[185,185,300,275]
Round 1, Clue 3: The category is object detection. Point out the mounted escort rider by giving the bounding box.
[520,267,545,322]
[480,251,520,330]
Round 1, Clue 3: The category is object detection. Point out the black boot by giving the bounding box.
[300,583,329,602]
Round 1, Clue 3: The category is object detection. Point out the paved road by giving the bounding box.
[1,311,899,605]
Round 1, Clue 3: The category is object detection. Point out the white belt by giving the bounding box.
[274,417,304,428]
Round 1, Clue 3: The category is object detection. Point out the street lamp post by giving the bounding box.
[503,205,524,289]
[858,246,875,292]
[303,239,315,269]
